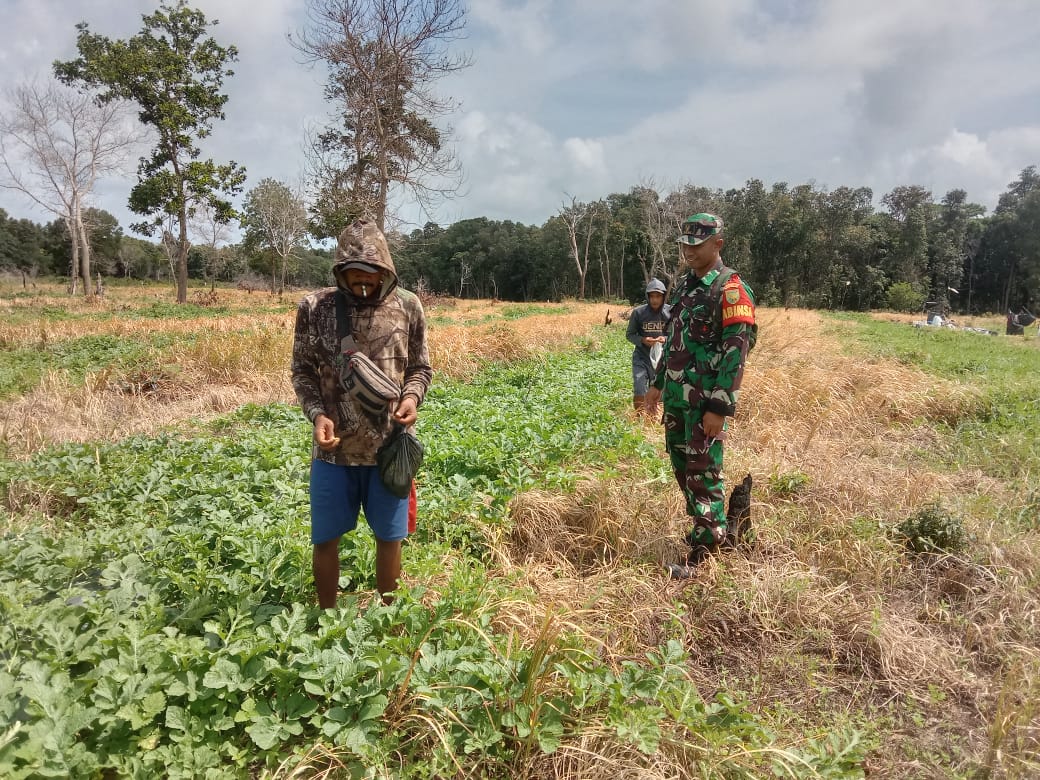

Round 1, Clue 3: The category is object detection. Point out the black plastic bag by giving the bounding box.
[377,423,424,498]
[722,473,754,552]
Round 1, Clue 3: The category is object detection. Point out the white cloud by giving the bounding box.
[457,110,548,160]
[563,138,606,173]
[936,131,996,170]
[844,123,1040,210]
[436,110,570,224]
[468,0,555,56]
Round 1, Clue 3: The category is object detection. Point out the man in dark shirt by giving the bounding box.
[291,220,433,606]
[626,278,670,415]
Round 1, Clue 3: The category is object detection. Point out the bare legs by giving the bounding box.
[313,539,340,609]
[312,536,403,608]
[374,539,402,606]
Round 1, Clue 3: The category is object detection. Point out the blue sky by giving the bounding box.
[2,0,1039,238]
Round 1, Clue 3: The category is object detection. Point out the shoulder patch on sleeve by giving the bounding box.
[721,278,755,326]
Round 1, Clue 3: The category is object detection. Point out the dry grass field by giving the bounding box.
[495,306,1039,778]
[2,278,1038,777]
[0,281,615,458]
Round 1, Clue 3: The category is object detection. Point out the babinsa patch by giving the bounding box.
[721,279,755,326]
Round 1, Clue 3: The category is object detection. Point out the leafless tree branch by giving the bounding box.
[293,0,470,236]
[0,79,143,295]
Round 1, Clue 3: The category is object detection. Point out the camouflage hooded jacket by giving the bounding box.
[291,222,433,466]
[653,261,755,417]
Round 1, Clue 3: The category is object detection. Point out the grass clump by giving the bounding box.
[896,501,969,555]
[768,469,812,497]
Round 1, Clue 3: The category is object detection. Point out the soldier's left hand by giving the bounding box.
[702,411,725,438]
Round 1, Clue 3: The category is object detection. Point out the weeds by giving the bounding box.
[896,501,969,554]
[768,469,812,497]
[979,656,1040,779]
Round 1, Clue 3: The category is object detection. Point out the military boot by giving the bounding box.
[666,536,716,579]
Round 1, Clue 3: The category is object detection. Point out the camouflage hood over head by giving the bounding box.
[332,220,399,302]
[291,219,433,466]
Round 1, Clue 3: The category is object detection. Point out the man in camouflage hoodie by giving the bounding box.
[644,214,755,578]
[292,220,433,607]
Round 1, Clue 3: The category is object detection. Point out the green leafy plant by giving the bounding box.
[0,332,867,778]
[768,469,812,496]
[896,501,968,554]
[885,282,924,313]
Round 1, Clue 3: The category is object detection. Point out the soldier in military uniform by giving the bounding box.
[644,214,755,578]
[292,220,433,607]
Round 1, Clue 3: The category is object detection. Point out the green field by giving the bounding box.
[830,313,1040,487]
[1,307,1038,778]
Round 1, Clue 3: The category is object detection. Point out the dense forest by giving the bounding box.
[3,165,1038,315]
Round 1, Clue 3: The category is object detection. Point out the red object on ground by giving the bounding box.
[408,481,417,533]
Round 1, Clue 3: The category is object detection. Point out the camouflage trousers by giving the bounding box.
[662,402,727,549]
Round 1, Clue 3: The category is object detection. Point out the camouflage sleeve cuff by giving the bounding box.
[705,398,735,417]
[307,407,328,424]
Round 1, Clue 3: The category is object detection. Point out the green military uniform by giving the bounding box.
[654,218,755,562]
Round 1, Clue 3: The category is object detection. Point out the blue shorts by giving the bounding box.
[309,460,409,544]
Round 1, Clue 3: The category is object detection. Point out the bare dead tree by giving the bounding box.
[637,178,723,289]
[599,217,611,298]
[293,0,471,237]
[636,178,680,287]
[457,258,471,298]
[0,80,140,297]
[560,196,600,300]
[301,119,382,234]
[598,206,626,299]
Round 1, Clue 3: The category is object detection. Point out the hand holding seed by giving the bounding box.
[314,415,340,450]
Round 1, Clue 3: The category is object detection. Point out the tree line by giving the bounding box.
[0,204,334,292]
[4,165,1038,316]
[395,170,1040,315]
